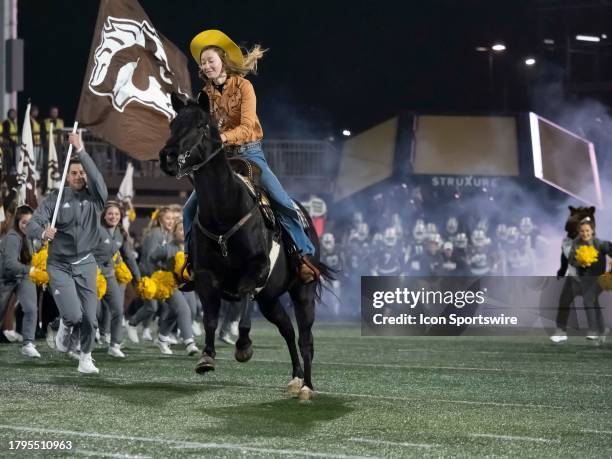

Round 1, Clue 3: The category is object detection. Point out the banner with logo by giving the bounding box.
[76,0,192,160]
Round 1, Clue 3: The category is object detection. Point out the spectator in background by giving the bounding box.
[2,108,19,174]
[44,106,64,148]
[30,105,44,177]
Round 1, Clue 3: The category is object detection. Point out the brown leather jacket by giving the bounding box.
[202,75,264,146]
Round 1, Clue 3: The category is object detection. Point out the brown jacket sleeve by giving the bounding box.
[223,79,258,145]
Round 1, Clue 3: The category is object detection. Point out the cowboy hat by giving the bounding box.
[190,29,244,66]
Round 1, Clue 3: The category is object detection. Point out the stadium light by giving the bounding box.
[602,34,608,39]
[475,46,488,52]
[491,43,506,52]
[342,129,351,137]
[576,35,600,42]
[543,38,555,45]
[525,57,536,66]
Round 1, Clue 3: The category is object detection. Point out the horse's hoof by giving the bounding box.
[234,345,253,363]
[298,386,315,402]
[287,377,304,396]
[195,354,215,374]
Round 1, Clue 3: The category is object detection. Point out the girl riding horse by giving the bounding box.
[182,29,319,284]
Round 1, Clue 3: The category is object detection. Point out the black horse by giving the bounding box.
[160,93,332,400]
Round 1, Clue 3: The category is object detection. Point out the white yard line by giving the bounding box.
[0,425,376,459]
[469,433,560,443]
[581,429,612,435]
[74,449,151,459]
[396,348,592,356]
[349,437,437,449]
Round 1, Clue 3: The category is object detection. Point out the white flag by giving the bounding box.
[47,124,61,191]
[117,161,135,201]
[17,103,38,208]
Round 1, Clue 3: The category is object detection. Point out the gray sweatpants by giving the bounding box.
[129,299,157,327]
[47,257,98,353]
[100,275,124,345]
[158,291,193,342]
[99,283,127,337]
[0,278,38,343]
[183,291,198,321]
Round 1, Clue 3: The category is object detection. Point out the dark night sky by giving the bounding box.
[18,0,536,138]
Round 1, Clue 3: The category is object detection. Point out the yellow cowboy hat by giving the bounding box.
[190,29,244,66]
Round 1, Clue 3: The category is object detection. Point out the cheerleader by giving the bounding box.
[93,201,141,357]
[569,217,612,343]
[0,206,41,358]
[149,219,200,355]
[126,206,174,343]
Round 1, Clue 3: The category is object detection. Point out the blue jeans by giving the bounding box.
[183,142,315,257]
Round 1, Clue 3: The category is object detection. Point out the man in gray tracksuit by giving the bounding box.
[27,133,107,374]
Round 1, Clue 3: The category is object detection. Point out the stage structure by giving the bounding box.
[333,112,601,208]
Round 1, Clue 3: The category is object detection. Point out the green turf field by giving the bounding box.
[1,322,612,458]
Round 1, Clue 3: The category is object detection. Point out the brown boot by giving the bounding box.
[299,256,320,284]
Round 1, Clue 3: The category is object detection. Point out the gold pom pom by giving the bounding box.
[96,267,107,300]
[151,208,159,221]
[30,244,49,286]
[32,244,48,271]
[137,277,157,300]
[29,268,49,286]
[151,270,177,300]
[174,251,187,280]
[115,260,133,284]
[575,245,599,268]
[128,208,137,222]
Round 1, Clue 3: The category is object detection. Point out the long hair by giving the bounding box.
[142,206,172,239]
[14,205,33,265]
[198,44,267,80]
[102,201,129,242]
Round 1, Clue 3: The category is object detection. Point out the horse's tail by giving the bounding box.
[313,260,338,303]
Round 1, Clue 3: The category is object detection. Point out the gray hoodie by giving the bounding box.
[150,238,183,272]
[93,225,141,280]
[27,148,108,264]
[139,227,171,276]
[0,229,32,281]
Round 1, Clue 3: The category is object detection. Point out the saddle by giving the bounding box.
[228,157,277,232]
[228,157,312,254]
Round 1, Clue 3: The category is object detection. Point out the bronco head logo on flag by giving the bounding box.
[77,0,191,160]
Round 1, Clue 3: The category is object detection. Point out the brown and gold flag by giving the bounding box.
[76,0,192,160]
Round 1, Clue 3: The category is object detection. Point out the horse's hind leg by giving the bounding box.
[289,284,316,400]
[195,292,221,374]
[258,297,304,394]
[235,295,254,362]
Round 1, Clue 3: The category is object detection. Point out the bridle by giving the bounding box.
[176,123,223,179]
[176,121,257,258]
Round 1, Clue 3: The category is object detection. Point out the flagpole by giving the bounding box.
[50,122,79,229]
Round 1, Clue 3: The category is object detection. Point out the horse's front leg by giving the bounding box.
[235,295,254,362]
[290,284,316,401]
[195,290,221,374]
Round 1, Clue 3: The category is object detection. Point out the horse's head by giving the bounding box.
[160,92,222,177]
